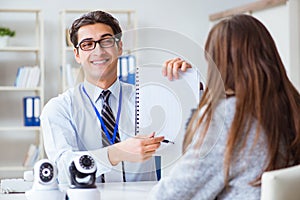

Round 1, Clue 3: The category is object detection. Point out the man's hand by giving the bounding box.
[162,57,192,81]
[108,132,164,165]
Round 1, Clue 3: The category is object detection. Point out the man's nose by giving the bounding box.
[93,42,106,53]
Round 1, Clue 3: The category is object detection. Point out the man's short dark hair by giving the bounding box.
[69,10,122,48]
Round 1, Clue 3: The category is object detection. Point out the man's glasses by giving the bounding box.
[76,37,119,51]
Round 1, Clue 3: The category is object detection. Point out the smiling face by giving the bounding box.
[74,23,123,89]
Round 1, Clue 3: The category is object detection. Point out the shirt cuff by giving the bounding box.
[90,147,113,177]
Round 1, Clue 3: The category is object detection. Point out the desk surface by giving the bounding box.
[0,181,157,200]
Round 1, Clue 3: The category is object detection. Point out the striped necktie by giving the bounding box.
[100,90,126,182]
[100,90,120,146]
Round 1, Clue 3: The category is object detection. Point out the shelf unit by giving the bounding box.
[0,9,44,178]
[59,9,137,92]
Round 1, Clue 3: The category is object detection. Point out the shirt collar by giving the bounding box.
[83,79,120,104]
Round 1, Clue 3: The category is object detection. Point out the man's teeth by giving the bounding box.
[92,59,108,64]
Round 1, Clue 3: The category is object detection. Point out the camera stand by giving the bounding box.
[67,188,100,200]
[25,189,65,200]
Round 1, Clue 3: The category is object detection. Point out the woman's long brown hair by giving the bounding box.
[183,14,300,186]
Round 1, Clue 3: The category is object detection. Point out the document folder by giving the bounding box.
[23,96,40,126]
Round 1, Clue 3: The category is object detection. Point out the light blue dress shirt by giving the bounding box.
[41,79,156,184]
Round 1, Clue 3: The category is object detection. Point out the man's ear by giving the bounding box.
[74,48,81,64]
[117,40,123,56]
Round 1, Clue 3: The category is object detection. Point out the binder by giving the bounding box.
[127,55,136,84]
[14,67,22,87]
[15,66,40,88]
[118,55,136,85]
[23,96,40,126]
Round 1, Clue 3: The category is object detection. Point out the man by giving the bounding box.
[41,10,164,184]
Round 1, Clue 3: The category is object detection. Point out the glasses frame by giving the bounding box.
[76,36,120,51]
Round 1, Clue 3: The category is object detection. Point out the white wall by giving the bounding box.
[1,0,256,101]
[0,0,257,178]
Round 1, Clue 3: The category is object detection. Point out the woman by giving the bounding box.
[150,14,300,199]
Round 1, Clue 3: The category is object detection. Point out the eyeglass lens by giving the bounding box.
[79,37,117,51]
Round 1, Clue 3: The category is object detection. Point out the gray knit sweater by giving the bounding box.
[149,97,267,200]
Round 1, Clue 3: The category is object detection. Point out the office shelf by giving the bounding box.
[0,9,45,178]
[0,87,42,91]
[0,126,41,132]
[0,166,32,172]
[0,47,40,52]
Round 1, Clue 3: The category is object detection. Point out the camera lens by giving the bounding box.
[42,168,51,177]
[79,155,94,169]
[82,157,91,166]
[39,162,53,182]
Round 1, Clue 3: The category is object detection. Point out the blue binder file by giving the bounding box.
[23,96,40,126]
[119,56,128,83]
[118,55,136,85]
[127,55,136,84]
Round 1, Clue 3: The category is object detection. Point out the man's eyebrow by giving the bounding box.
[80,37,93,42]
[79,33,113,42]
[100,33,113,38]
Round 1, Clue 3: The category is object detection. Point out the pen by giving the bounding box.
[150,134,175,144]
[162,139,175,144]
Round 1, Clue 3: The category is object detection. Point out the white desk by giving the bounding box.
[0,181,157,200]
[98,181,156,200]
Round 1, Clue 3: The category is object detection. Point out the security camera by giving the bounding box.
[69,154,97,188]
[32,159,58,190]
[25,159,65,200]
[74,154,96,174]
[67,154,100,200]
